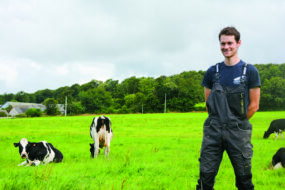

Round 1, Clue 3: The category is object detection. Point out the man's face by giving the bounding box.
[220,35,241,58]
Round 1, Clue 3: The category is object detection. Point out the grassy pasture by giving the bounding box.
[0,112,284,190]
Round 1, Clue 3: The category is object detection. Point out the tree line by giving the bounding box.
[0,63,284,115]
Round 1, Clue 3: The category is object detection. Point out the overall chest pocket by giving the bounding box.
[226,90,246,119]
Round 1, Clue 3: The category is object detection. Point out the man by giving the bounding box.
[196,27,261,190]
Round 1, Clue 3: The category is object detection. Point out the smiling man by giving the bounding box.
[196,27,261,190]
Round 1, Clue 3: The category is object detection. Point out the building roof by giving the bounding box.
[1,102,67,116]
[1,102,46,110]
[1,102,46,116]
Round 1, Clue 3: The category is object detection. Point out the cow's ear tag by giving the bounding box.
[33,144,36,146]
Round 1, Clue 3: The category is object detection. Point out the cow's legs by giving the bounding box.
[280,130,283,139]
[104,134,111,158]
[275,132,278,140]
[26,160,40,167]
[18,160,28,166]
[34,160,41,166]
[94,134,100,158]
[104,145,110,159]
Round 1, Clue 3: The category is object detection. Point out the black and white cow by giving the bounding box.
[90,115,113,158]
[14,138,63,166]
[263,119,285,139]
[271,147,285,169]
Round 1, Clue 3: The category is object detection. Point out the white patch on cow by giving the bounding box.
[41,141,56,164]
[94,117,99,126]
[20,138,29,158]
[90,117,98,140]
[273,162,283,170]
[94,132,100,157]
[32,160,41,166]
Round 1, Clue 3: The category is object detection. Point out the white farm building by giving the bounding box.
[1,102,46,117]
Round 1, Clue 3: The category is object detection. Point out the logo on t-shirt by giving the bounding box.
[233,76,246,85]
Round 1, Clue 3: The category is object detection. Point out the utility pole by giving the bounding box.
[65,96,67,117]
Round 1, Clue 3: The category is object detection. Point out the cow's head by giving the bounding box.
[89,143,101,158]
[263,131,270,139]
[14,138,29,159]
[90,143,95,158]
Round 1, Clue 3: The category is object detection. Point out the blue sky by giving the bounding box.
[0,0,284,93]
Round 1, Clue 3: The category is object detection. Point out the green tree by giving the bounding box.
[28,94,36,103]
[260,77,285,110]
[0,111,7,117]
[55,87,74,106]
[26,108,42,117]
[70,84,81,101]
[138,77,155,95]
[67,102,84,115]
[43,98,58,115]
[15,91,30,102]
[3,105,13,113]
[124,93,145,113]
[79,87,113,113]
[80,80,102,92]
[104,79,119,97]
[118,76,140,95]
[34,89,54,103]
[124,94,136,110]
[0,95,4,105]
[3,93,15,102]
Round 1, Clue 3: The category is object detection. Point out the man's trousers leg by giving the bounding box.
[226,121,254,190]
[197,120,224,190]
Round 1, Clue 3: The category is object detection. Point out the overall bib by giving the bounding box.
[197,63,254,190]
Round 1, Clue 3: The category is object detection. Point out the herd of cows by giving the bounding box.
[13,115,113,167]
[13,116,285,170]
[263,119,285,169]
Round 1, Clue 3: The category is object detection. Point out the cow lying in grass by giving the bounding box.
[271,147,285,169]
[263,119,285,139]
[90,115,113,158]
[14,138,63,166]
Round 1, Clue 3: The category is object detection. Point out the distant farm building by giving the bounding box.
[57,104,65,115]
[1,102,46,117]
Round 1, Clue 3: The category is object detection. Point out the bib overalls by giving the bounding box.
[197,63,254,190]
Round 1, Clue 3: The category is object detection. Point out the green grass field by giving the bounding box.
[0,112,284,190]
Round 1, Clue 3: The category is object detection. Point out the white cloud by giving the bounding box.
[0,59,19,86]
[0,57,116,93]
[70,62,116,84]
[0,0,284,93]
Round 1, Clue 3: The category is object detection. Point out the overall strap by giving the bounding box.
[215,63,220,82]
[240,63,248,84]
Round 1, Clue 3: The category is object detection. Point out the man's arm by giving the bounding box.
[204,87,211,111]
[247,87,260,120]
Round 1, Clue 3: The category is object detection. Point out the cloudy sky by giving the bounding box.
[0,0,284,94]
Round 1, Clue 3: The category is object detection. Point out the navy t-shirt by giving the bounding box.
[201,60,261,110]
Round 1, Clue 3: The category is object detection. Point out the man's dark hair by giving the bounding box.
[219,26,240,42]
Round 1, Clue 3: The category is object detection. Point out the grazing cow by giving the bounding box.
[90,115,113,158]
[14,138,63,166]
[271,147,285,169]
[263,119,285,139]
